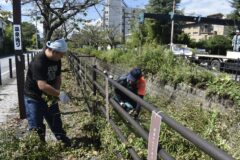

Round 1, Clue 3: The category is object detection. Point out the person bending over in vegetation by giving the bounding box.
[24,38,71,146]
[114,68,146,119]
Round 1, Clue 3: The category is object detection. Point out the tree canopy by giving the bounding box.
[143,0,181,44]
[21,0,101,42]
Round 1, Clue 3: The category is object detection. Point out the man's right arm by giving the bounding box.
[37,80,60,97]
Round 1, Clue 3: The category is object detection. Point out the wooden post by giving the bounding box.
[0,61,2,85]
[92,65,97,114]
[13,0,26,119]
[9,58,13,78]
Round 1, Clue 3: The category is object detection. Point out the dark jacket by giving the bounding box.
[114,74,138,108]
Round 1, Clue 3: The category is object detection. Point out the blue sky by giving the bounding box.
[0,0,235,33]
[0,0,235,19]
[179,0,234,16]
[85,0,235,25]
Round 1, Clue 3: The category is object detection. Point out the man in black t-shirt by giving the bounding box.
[24,38,71,146]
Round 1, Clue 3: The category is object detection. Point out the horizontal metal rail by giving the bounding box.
[98,105,141,160]
[104,73,234,160]
[94,81,174,160]
[69,53,234,160]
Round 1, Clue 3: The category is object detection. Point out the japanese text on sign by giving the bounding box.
[13,25,22,50]
[147,111,162,160]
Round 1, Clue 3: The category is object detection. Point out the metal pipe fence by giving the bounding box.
[0,61,2,85]
[0,52,39,86]
[68,52,234,160]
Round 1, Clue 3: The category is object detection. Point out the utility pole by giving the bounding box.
[35,14,38,49]
[170,0,176,49]
[12,0,26,119]
[122,8,125,43]
[122,8,131,44]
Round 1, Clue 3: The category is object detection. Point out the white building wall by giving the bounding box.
[103,0,143,42]
[105,0,122,35]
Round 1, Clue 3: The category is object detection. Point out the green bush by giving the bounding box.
[0,130,63,160]
[74,44,240,107]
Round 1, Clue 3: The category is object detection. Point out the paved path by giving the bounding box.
[0,78,19,123]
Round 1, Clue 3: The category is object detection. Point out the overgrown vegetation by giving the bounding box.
[72,46,240,159]
[143,95,240,159]
[1,50,240,159]
[75,43,240,108]
[0,59,121,159]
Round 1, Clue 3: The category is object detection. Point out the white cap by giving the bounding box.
[46,38,67,53]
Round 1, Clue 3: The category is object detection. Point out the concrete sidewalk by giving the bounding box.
[0,77,19,123]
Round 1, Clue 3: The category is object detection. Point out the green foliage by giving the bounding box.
[22,22,37,51]
[75,46,96,55]
[42,93,59,106]
[143,0,181,44]
[205,35,232,55]
[3,24,14,55]
[0,130,63,160]
[189,35,231,55]
[71,43,240,159]
[95,118,121,159]
[77,43,240,107]
[134,44,214,87]
[143,95,240,159]
[207,74,240,106]
[135,44,172,74]
[126,24,145,48]
[146,0,180,14]
[175,32,191,45]
[229,0,240,21]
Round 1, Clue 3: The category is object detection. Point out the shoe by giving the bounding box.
[57,135,72,147]
[61,136,71,147]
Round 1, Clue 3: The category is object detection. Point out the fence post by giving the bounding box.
[235,58,239,81]
[84,63,87,88]
[105,74,109,121]
[9,58,13,78]
[92,65,97,115]
[31,52,33,61]
[79,58,84,86]
[0,60,2,85]
[23,54,25,70]
[27,53,30,67]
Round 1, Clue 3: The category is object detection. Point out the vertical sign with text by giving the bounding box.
[13,24,22,50]
[13,0,26,119]
[147,111,162,160]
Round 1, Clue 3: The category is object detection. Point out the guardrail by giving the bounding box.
[68,52,234,160]
[0,52,38,85]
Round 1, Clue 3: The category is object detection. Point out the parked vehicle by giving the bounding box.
[194,51,240,71]
[170,44,193,57]
[170,44,240,71]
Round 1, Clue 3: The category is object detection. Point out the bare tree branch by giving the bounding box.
[22,0,102,42]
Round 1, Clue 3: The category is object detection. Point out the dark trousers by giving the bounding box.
[24,96,67,142]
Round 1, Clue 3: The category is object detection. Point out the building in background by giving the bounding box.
[103,0,143,42]
[182,13,228,42]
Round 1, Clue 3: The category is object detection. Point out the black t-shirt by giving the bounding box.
[24,52,61,100]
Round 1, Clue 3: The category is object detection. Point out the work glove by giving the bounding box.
[119,101,124,106]
[59,91,70,104]
[119,101,134,112]
[124,102,134,111]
